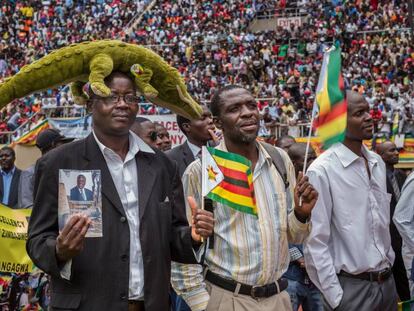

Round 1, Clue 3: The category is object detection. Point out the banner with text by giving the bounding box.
[48,116,93,139]
[276,16,302,29]
[0,204,33,273]
[144,114,186,147]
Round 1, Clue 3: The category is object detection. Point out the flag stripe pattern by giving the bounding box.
[207,147,257,217]
[315,46,347,149]
[392,113,399,137]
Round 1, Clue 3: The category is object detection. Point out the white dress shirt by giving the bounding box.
[186,140,201,158]
[304,143,394,309]
[393,172,414,252]
[94,131,155,300]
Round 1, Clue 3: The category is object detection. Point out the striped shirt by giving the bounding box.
[171,141,310,310]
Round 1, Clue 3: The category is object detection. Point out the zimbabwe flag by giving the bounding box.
[201,147,257,217]
[314,46,347,149]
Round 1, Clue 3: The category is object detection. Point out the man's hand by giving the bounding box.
[208,128,222,146]
[56,214,91,263]
[294,172,318,222]
[296,257,306,269]
[188,196,214,242]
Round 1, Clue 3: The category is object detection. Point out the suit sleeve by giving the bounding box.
[26,156,64,279]
[169,159,198,264]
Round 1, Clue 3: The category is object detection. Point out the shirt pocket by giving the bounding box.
[373,190,392,226]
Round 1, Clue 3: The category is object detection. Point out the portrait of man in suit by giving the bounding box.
[0,146,21,208]
[70,174,94,201]
[27,71,214,311]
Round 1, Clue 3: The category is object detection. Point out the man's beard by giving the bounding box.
[227,128,258,144]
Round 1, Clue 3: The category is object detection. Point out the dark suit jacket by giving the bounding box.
[0,167,21,208]
[70,187,94,201]
[166,141,196,178]
[27,134,198,311]
[387,168,407,252]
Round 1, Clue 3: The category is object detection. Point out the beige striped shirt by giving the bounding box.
[171,141,310,310]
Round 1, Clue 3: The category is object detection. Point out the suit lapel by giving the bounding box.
[182,142,195,167]
[137,151,156,221]
[83,135,125,216]
[10,169,21,207]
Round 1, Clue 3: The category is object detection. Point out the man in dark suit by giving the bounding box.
[27,71,214,311]
[0,146,21,208]
[166,106,215,311]
[376,141,410,301]
[70,174,94,201]
[166,105,215,177]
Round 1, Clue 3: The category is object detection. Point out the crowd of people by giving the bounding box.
[1,79,413,310]
[1,0,413,142]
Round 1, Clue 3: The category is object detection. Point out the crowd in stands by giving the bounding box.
[0,0,413,142]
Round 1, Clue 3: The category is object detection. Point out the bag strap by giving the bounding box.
[259,142,290,189]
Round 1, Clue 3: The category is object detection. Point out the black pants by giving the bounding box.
[393,248,411,301]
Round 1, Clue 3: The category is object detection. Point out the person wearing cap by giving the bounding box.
[17,128,74,208]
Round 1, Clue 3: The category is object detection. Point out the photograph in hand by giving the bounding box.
[58,169,102,237]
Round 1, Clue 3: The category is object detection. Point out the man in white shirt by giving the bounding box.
[304,91,397,310]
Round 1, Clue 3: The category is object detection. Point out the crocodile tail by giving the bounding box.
[0,77,15,108]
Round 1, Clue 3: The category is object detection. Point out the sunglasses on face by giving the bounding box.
[149,131,158,142]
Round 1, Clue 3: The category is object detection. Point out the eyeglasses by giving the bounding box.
[96,93,140,106]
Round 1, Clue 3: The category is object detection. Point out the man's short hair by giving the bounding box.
[176,114,190,135]
[135,117,151,124]
[275,135,296,148]
[77,174,86,180]
[177,103,208,135]
[0,146,15,158]
[210,85,247,117]
[86,71,135,98]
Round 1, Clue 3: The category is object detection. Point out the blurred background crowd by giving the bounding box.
[0,0,413,142]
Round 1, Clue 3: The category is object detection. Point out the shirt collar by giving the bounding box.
[333,142,378,168]
[1,166,15,176]
[92,130,155,158]
[216,140,272,167]
[186,140,201,158]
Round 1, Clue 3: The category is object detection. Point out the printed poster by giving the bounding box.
[58,169,102,237]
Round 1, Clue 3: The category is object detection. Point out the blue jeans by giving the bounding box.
[170,289,191,311]
[286,279,323,311]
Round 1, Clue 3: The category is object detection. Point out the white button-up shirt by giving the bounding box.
[186,140,201,158]
[94,131,155,300]
[393,172,414,253]
[304,143,394,309]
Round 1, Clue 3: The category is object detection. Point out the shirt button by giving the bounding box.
[120,216,126,223]
[121,254,128,261]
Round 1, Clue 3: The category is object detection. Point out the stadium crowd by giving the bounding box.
[1,1,414,310]
[0,0,413,141]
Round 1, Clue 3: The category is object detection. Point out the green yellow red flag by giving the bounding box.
[315,46,347,149]
[201,147,257,217]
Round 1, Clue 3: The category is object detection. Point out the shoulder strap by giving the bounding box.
[259,142,289,189]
